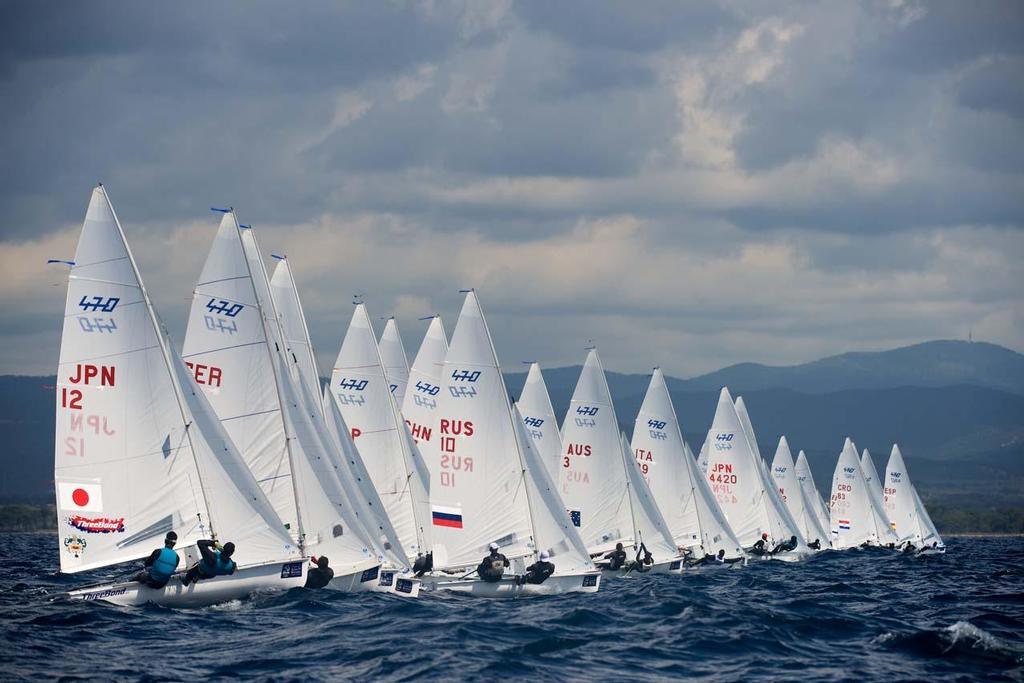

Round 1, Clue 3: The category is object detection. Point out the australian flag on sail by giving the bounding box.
[838,519,851,530]
[569,510,581,527]
[432,505,463,529]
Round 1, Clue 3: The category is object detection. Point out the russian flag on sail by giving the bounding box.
[838,519,851,530]
[432,505,463,529]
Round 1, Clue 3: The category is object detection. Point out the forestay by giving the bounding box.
[515,362,562,482]
[425,292,536,569]
[770,437,829,547]
[631,369,743,558]
[55,186,296,573]
[331,304,431,560]
[401,315,448,451]
[379,317,410,407]
[559,349,634,555]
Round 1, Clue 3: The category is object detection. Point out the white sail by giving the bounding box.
[697,438,709,474]
[330,303,431,560]
[401,315,448,451]
[268,257,320,407]
[558,349,634,555]
[511,404,595,574]
[883,444,943,548]
[379,317,410,407]
[770,437,830,547]
[734,397,807,549]
[619,432,679,561]
[425,292,536,568]
[795,449,831,537]
[515,362,562,482]
[182,213,374,569]
[631,369,743,558]
[860,448,894,540]
[55,186,296,573]
[829,438,896,548]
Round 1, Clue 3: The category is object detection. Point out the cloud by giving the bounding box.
[0,1,1021,378]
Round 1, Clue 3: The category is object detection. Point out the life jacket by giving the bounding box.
[149,547,178,582]
[526,561,555,584]
[478,555,505,583]
[199,549,237,577]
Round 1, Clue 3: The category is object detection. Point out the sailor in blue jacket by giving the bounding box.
[182,539,237,586]
[134,532,180,589]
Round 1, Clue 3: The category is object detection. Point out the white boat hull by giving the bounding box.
[374,567,422,597]
[420,571,601,597]
[67,560,306,607]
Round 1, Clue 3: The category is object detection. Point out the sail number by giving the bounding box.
[438,419,474,488]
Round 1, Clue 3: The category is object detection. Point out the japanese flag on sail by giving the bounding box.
[58,481,103,513]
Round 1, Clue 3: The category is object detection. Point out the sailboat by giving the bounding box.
[704,389,808,560]
[829,438,899,549]
[379,317,410,407]
[631,369,744,561]
[268,257,418,594]
[559,350,683,573]
[330,304,433,569]
[515,362,562,482]
[57,186,304,606]
[883,445,945,554]
[419,291,601,595]
[794,449,831,539]
[860,448,894,537]
[401,315,448,450]
[182,211,382,591]
[769,437,830,549]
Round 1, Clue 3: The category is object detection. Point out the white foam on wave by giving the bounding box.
[944,621,1023,661]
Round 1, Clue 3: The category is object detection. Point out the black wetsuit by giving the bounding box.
[751,539,769,555]
[627,544,654,573]
[808,539,821,550]
[305,566,334,589]
[477,552,509,583]
[523,560,555,585]
[604,549,627,570]
[412,553,433,577]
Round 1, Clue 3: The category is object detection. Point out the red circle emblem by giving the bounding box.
[72,488,90,507]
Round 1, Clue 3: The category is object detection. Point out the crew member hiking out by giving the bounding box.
[626,543,655,573]
[772,535,798,554]
[519,551,555,585]
[133,531,179,589]
[413,552,433,578]
[305,556,334,589]
[751,532,770,555]
[476,542,509,583]
[181,539,237,586]
[603,542,627,570]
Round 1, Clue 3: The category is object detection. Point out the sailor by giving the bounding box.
[476,542,509,583]
[603,542,628,570]
[626,543,655,573]
[751,532,770,555]
[133,531,179,589]
[412,552,433,577]
[715,549,726,564]
[182,539,237,586]
[772,535,798,554]
[521,551,555,585]
[902,541,917,553]
[808,538,821,550]
[304,556,334,589]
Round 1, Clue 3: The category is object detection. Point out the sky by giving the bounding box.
[1,0,1022,378]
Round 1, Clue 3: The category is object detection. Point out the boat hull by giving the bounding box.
[420,571,601,597]
[602,556,684,577]
[66,560,306,607]
[374,567,422,597]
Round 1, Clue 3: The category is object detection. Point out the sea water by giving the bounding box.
[1,534,1021,681]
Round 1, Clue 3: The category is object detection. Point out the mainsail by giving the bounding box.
[794,449,831,537]
[883,444,943,548]
[182,212,374,569]
[631,369,743,558]
[55,186,297,573]
[401,315,448,450]
[618,432,679,561]
[770,437,829,547]
[860,448,894,540]
[424,291,593,573]
[558,349,634,555]
[331,304,432,561]
[515,362,562,482]
[379,317,410,407]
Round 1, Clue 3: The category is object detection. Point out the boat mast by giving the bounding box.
[101,187,216,539]
[233,217,307,553]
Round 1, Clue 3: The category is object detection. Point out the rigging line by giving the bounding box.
[181,340,266,357]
